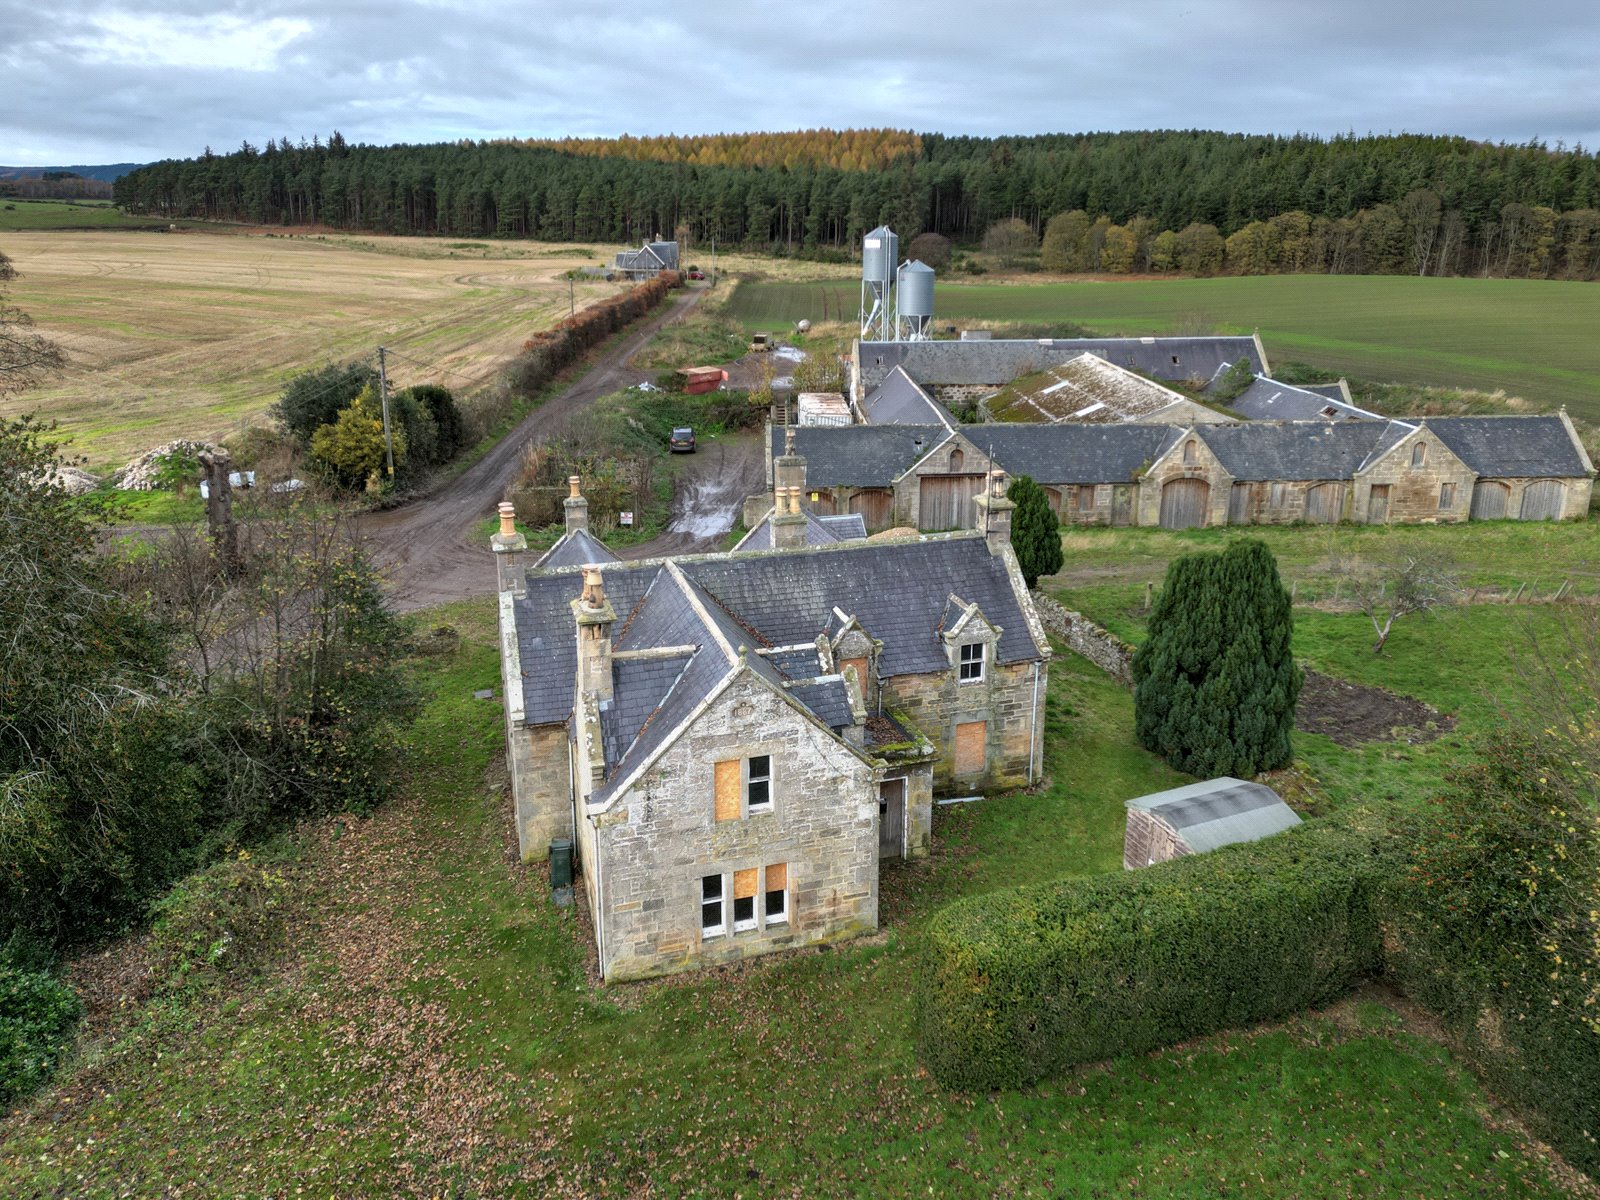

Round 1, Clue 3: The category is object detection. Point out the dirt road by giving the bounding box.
[622,433,766,560]
[362,288,704,611]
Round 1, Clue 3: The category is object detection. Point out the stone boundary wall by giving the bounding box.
[1032,593,1134,686]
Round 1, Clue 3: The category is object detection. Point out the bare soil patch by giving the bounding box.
[1297,668,1456,746]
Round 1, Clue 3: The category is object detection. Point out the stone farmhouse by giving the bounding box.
[769,412,1594,531]
[492,476,1049,982]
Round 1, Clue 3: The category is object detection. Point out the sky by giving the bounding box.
[3,0,1598,165]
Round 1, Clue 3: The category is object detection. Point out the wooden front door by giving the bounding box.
[1469,481,1508,520]
[919,475,986,531]
[1303,482,1345,524]
[954,720,986,778]
[1519,479,1565,521]
[1367,484,1390,523]
[878,778,905,859]
[1159,478,1209,529]
[848,488,893,530]
[1228,482,1254,525]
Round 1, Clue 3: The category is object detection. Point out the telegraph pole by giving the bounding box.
[569,274,575,318]
[710,235,716,288]
[377,345,395,479]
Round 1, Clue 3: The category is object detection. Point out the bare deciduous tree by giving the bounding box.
[1336,550,1460,653]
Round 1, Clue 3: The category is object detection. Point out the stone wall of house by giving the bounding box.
[513,724,572,862]
[1032,594,1134,685]
[928,384,995,414]
[883,659,1043,793]
[592,670,879,983]
[1136,434,1234,528]
[904,760,935,858]
[1353,426,1475,524]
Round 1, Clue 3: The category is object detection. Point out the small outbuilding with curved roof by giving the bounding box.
[1123,777,1302,870]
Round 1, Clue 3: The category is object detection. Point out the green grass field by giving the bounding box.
[727,274,1600,419]
[0,597,1578,1197]
[0,198,167,231]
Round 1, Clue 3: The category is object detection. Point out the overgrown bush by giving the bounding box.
[1008,474,1062,588]
[273,360,380,445]
[1133,539,1302,777]
[0,964,81,1104]
[915,811,1401,1092]
[147,854,292,992]
[403,383,464,461]
[308,386,406,490]
[509,271,681,401]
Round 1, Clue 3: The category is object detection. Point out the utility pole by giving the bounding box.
[569,274,575,318]
[377,346,395,479]
[710,235,716,288]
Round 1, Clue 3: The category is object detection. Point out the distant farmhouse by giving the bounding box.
[613,239,680,280]
[771,413,1594,530]
[493,476,1048,982]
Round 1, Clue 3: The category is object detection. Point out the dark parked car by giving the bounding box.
[670,426,696,453]
[687,270,706,280]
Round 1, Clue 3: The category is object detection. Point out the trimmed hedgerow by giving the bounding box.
[0,965,82,1105]
[915,811,1403,1092]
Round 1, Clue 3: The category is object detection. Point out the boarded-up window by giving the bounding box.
[841,657,869,691]
[949,448,964,471]
[1183,439,1197,465]
[714,759,740,822]
[1412,442,1427,467]
[734,867,758,899]
[732,868,757,931]
[765,864,788,923]
[1438,482,1456,510]
[954,720,986,776]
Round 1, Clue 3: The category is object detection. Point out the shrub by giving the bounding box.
[982,218,1039,268]
[147,855,291,991]
[1133,539,1302,777]
[1008,474,1062,588]
[273,361,379,445]
[0,965,81,1105]
[915,812,1401,1092]
[403,384,464,461]
[308,386,406,490]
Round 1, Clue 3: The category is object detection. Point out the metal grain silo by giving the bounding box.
[896,260,935,340]
[859,225,898,340]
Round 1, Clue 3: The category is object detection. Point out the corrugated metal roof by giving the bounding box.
[1126,777,1301,853]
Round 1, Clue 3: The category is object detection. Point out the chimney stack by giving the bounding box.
[973,468,1014,557]
[774,427,807,504]
[492,499,527,595]
[573,566,615,701]
[772,486,807,550]
[564,474,589,533]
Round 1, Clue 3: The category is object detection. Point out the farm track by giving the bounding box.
[362,288,706,611]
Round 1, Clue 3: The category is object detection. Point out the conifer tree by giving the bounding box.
[1132,539,1301,777]
[1008,474,1063,589]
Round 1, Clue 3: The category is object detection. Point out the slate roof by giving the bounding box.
[861,366,957,428]
[512,536,1045,739]
[1301,382,1355,404]
[1195,421,1405,481]
[949,424,1184,486]
[857,336,1266,391]
[985,353,1202,424]
[733,506,869,551]
[1424,416,1594,479]
[772,424,948,487]
[1128,777,1302,853]
[533,527,621,570]
[1221,375,1382,423]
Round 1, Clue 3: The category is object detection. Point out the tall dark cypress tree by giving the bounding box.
[1132,539,1301,777]
[1008,474,1063,589]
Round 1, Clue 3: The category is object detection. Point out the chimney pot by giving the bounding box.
[581,566,606,609]
[568,475,582,499]
[498,501,517,538]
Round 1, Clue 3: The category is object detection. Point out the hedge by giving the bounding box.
[915,811,1402,1092]
[0,966,82,1105]
[509,271,681,399]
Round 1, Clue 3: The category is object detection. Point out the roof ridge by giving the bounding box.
[667,560,738,665]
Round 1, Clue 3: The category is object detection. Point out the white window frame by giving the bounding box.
[745,754,773,814]
[764,876,788,926]
[701,874,725,939]
[958,641,986,684]
[732,888,758,933]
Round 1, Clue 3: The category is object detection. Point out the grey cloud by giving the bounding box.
[3,0,1598,164]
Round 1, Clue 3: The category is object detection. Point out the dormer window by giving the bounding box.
[1411,442,1427,467]
[1183,439,1197,465]
[958,642,986,683]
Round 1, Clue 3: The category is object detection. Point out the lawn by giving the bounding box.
[726,274,1600,419]
[0,230,631,473]
[1048,520,1600,808]
[0,198,168,232]
[0,600,1577,1198]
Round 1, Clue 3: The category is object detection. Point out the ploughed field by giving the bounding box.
[727,273,1600,420]
[0,229,626,471]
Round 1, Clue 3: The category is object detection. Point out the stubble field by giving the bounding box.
[0,228,625,471]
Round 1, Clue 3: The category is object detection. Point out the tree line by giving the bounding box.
[113,129,1600,278]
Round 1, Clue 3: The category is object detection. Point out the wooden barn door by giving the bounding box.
[847,489,892,530]
[1367,484,1390,523]
[1112,485,1134,527]
[1469,481,1508,520]
[1227,483,1254,525]
[810,490,836,516]
[1159,478,1209,529]
[1303,482,1345,524]
[918,475,985,531]
[1518,480,1565,521]
[878,778,905,859]
[954,720,986,778]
